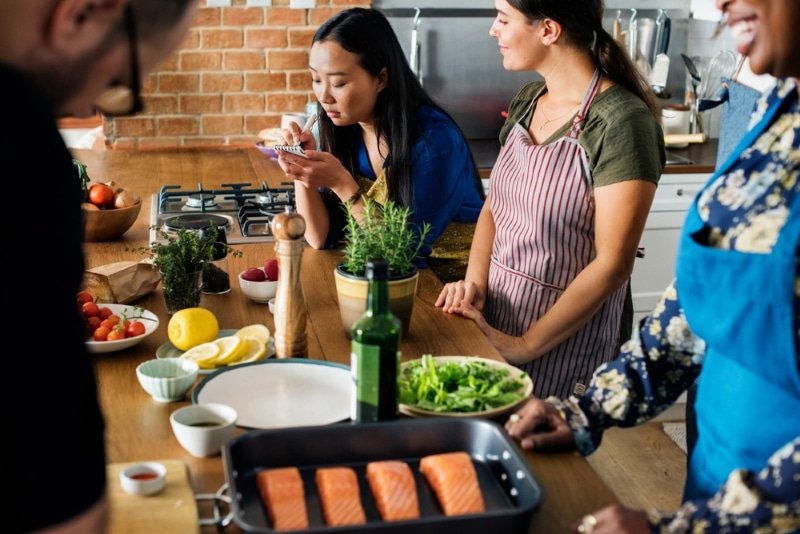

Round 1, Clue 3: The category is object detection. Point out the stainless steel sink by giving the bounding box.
[666,151,693,165]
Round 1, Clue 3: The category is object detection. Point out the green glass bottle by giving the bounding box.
[351,259,401,422]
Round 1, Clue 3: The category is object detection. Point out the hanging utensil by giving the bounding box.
[654,10,671,57]
[409,8,422,84]
[628,8,638,61]
[613,10,623,46]
[698,49,737,100]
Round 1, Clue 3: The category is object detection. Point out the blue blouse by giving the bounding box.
[549,80,800,531]
[322,105,484,264]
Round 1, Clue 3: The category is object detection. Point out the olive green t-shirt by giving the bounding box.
[499,82,665,187]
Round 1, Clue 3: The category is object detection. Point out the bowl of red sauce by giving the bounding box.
[119,461,167,496]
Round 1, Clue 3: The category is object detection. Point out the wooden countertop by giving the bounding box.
[75,147,620,533]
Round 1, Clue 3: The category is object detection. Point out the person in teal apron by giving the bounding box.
[503,0,800,531]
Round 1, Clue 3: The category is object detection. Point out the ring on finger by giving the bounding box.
[509,413,521,424]
[577,514,597,533]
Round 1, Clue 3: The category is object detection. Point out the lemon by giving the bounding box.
[235,324,271,345]
[208,336,246,366]
[231,336,267,365]
[180,341,221,369]
[168,308,219,351]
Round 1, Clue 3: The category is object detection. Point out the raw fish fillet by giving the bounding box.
[315,467,367,526]
[365,460,420,521]
[256,467,309,531]
[419,452,484,516]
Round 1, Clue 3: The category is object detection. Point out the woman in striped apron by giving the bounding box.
[437,0,665,399]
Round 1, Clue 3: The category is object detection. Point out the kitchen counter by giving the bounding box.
[469,138,719,177]
[74,147,622,532]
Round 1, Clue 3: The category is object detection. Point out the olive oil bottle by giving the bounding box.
[351,259,401,422]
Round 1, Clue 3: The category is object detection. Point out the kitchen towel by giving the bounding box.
[698,77,763,165]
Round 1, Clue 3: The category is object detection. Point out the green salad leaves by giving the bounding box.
[398,355,527,413]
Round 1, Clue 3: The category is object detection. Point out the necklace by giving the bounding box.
[537,101,579,131]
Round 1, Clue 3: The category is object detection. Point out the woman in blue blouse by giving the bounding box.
[277,8,484,263]
[506,0,800,531]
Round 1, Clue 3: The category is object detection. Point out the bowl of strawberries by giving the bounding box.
[238,259,279,304]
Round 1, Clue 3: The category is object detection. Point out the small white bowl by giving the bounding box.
[170,403,238,457]
[238,269,278,303]
[119,461,167,496]
[136,358,199,403]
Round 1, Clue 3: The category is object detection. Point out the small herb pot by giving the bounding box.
[161,269,202,314]
[334,264,418,338]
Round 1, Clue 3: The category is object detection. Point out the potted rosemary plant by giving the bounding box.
[334,197,431,337]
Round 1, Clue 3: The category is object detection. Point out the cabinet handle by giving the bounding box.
[676,188,698,197]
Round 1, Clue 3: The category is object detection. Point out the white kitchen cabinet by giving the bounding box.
[630,173,710,326]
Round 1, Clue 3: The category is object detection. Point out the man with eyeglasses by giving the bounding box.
[0,1,197,532]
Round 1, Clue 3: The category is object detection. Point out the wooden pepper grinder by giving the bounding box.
[272,206,308,358]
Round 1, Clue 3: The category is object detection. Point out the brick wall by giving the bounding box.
[106,0,371,149]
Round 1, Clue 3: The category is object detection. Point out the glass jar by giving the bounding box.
[201,229,231,295]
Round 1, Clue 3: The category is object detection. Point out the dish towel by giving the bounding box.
[698,77,763,164]
[661,422,688,454]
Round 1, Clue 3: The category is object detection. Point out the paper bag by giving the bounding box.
[83,261,161,304]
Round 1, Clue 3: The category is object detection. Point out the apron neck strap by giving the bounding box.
[569,69,603,137]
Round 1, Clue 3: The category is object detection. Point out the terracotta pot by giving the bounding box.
[334,264,418,338]
[83,202,141,242]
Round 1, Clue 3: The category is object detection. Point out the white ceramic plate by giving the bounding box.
[192,360,351,429]
[155,329,275,375]
[398,356,533,419]
[85,304,160,354]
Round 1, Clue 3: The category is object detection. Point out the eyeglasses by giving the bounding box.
[94,4,144,116]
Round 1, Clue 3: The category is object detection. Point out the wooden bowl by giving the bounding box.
[83,202,142,242]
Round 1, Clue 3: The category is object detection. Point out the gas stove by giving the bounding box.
[148,182,296,244]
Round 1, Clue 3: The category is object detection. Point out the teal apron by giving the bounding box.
[675,93,800,500]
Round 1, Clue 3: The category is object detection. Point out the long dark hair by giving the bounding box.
[312,8,483,207]
[507,0,659,118]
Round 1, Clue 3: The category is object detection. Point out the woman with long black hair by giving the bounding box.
[277,8,484,266]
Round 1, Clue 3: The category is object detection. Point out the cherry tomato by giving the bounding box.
[98,307,113,320]
[126,321,146,338]
[81,302,100,318]
[77,290,94,305]
[104,314,121,326]
[107,329,127,341]
[93,326,110,341]
[86,316,102,331]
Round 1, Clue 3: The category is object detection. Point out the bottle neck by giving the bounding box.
[366,276,389,315]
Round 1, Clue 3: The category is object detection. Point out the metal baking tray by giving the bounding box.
[222,418,544,533]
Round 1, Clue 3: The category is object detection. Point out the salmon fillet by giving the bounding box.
[315,467,367,526]
[365,460,420,521]
[419,452,485,516]
[256,467,309,531]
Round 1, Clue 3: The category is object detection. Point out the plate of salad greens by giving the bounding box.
[398,355,533,419]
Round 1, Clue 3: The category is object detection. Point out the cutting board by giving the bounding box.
[107,460,199,534]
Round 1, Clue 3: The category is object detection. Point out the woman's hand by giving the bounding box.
[504,397,573,449]
[279,121,317,150]
[571,504,650,534]
[435,280,485,314]
[278,150,354,193]
[458,301,533,363]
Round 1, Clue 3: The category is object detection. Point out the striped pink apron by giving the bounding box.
[486,70,626,399]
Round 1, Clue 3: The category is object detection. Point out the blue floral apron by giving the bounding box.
[675,92,800,500]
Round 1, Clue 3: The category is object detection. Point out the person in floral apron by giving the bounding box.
[437,0,664,399]
[277,8,484,269]
[505,0,800,532]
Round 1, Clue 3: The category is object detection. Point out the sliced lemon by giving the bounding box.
[235,324,271,345]
[209,336,246,366]
[230,336,267,365]
[180,341,221,369]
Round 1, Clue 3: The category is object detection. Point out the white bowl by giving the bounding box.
[238,269,278,303]
[268,297,276,314]
[119,461,167,496]
[85,303,160,354]
[170,403,238,457]
[136,358,199,403]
